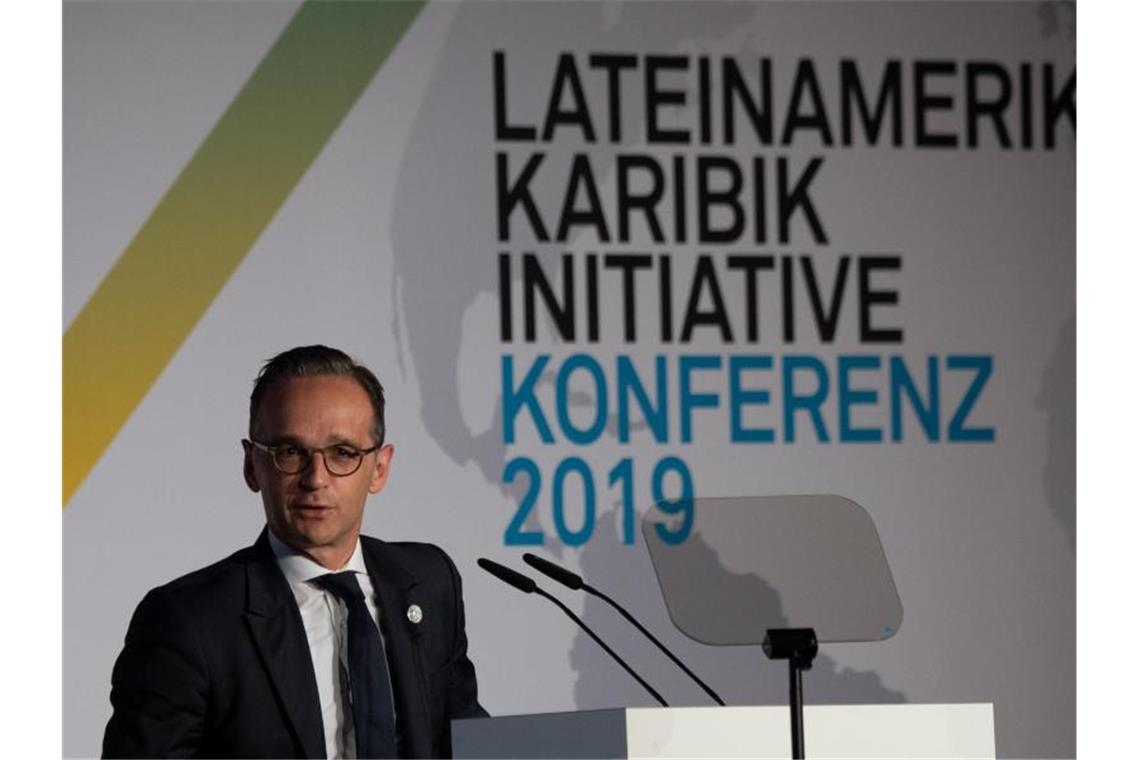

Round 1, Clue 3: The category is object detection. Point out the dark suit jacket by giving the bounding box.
[103,530,487,758]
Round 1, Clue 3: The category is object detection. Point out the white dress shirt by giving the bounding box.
[268,531,389,760]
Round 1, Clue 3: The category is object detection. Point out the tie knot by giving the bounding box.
[314,571,365,602]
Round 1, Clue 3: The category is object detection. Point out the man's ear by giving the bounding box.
[242,440,261,493]
[368,444,395,495]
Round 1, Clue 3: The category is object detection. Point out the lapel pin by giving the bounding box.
[406,604,423,624]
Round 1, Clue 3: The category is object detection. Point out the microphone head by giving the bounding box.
[477,558,537,594]
[523,553,584,590]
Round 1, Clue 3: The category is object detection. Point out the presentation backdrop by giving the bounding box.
[64,2,1075,757]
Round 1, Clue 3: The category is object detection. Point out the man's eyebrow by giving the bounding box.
[267,435,365,448]
[260,435,305,447]
[329,437,367,449]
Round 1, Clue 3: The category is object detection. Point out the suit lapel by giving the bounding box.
[242,532,327,759]
[362,539,432,759]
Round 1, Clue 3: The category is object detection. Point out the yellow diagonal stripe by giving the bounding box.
[64,0,425,505]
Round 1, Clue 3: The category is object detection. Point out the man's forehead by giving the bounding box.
[253,375,374,435]
[261,373,366,397]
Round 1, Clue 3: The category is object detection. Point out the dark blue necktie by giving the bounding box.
[314,571,397,759]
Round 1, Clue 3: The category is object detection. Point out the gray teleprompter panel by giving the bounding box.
[644,495,903,644]
[452,709,628,759]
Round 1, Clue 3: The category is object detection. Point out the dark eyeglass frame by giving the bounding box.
[247,439,382,477]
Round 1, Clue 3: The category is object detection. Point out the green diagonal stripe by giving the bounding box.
[64,0,425,505]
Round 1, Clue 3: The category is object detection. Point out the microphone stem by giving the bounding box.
[535,588,669,708]
[585,585,726,706]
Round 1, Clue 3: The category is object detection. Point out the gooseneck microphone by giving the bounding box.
[477,558,668,707]
[476,557,537,593]
[522,553,726,707]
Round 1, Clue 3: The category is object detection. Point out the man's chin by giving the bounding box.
[293,526,338,547]
[275,522,338,550]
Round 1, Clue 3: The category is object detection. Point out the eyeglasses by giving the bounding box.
[248,440,382,477]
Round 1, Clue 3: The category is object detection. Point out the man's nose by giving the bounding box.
[299,450,334,486]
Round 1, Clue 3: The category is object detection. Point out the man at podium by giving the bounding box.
[103,345,486,758]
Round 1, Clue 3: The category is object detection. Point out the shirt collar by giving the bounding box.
[267,529,368,585]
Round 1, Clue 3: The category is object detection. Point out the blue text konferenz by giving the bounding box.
[501,352,994,445]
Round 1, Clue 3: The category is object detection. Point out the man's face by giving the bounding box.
[243,375,393,569]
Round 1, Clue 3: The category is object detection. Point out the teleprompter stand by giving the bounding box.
[643,495,905,760]
[455,496,995,759]
[763,628,819,759]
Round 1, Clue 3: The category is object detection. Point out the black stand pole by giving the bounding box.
[763,628,818,760]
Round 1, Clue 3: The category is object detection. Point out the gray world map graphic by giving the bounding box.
[389,0,907,711]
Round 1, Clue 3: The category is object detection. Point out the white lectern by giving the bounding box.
[453,703,995,759]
